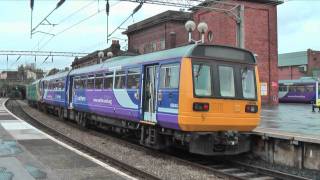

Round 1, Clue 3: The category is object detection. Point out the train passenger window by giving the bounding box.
[74,77,80,89]
[219,66,235,97]
[241,68,256,99]
[115,70,126,89]
[160,64,180,89]
[305,85,314,92]
[296,86,305,93]
[288,86,295,92]
[279,86,287,92]
[95,74,103,89]
[104,72,113,89]
[127,68,140,89]
[193,64,212,96]
[80,77,87,89]
[87,75,95,89]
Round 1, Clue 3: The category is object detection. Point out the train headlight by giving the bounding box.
[245,105,258,113]
[193,102,209,112]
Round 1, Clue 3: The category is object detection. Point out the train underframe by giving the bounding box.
[30,102,251,156]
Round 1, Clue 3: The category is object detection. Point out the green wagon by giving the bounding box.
[26,80,41,106]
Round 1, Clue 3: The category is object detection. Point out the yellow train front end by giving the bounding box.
[178,58,260,132]
[176,45,260,155]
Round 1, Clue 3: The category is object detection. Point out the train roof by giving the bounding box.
[42,71,69,81]
[69,44,255,76]
[279,77,318,85]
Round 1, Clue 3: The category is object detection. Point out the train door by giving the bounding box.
[68,76,74,108]
[142,65,159,122]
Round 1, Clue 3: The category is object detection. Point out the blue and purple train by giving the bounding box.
[279,77,320,103]
[27,44,261,155]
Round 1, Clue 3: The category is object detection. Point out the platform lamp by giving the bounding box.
[98,51,104,64]
[107,51,113,58]
[185,20,208,44]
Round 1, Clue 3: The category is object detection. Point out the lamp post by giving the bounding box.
[184,20,208,44]
[98,51,104,64]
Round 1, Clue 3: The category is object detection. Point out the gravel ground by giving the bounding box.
[15,100,221,180]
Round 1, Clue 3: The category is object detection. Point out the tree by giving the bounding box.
[47,68,60,76]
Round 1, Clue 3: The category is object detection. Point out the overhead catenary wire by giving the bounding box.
[37,1,121,51]
[107,2,143,39]
[31,0,97,51]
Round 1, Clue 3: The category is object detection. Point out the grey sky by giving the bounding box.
[0,0,319,71]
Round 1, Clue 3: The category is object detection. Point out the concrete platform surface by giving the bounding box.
[257,103,320,139]
[0,98,135,180]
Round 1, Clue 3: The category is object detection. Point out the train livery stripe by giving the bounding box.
[158,107,178,114]
[113,89,138,109]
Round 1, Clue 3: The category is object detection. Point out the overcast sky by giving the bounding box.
[0,0,319,71]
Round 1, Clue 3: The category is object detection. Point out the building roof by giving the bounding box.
[239,0,283,5]
[123,10,191,35]
[278,51,308,67]
[279,77,317,84]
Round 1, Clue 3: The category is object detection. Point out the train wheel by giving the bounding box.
[80,113,88,128]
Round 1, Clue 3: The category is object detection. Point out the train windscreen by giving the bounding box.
[192,60,257,100]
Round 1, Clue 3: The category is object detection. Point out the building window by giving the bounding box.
[207,31,213,42]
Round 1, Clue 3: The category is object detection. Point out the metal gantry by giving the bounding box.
[0,50,89,58]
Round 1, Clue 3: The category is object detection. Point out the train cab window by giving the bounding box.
[192,64,212,96]
[104,72,113,89]
[241,68,256,99]
[127,68,140,89]
[115,70,126,89]
[219,66,235,97]
[160,63,180,89]
[95,74,103,89]
[87,75,95,89]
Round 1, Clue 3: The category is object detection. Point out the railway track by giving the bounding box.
[5,99,160,180]
[6,99,312,180]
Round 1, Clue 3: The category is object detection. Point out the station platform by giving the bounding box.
[255,103,320,142]
[0,98,134,180]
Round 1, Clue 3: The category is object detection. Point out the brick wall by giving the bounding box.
[128,21,188,54]
[308,49,320,77]
[278,66,306,80]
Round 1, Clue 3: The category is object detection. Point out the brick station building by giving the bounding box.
[278,49,320,80]
[123,0,283,105]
